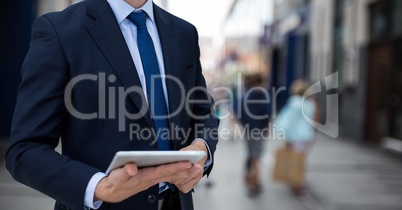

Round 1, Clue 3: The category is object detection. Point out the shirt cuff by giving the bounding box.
[197,138,213,171]
[84,172,107,209]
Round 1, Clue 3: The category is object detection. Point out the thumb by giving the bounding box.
[114,163,138,181]
[125,163,139,176]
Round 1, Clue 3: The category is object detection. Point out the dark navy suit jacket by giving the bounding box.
[5,0,218,209]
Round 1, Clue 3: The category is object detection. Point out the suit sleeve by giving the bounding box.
[190,26,219,176]
[5,16,100,210]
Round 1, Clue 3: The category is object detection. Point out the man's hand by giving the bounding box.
[94,139,209,202]
[174,139,209,193]
[94,161,192,203]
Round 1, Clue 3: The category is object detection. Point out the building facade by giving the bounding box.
[269,0,402,150]
[364,0,402,151]
[311,0,402,150]
[267,0,311,109]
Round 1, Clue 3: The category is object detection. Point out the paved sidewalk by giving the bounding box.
[193,118,402,210]
[306,135,402,210]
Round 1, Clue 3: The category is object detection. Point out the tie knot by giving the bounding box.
[127,11,147,27]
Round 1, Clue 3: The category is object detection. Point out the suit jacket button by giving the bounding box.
[147,194,157,203]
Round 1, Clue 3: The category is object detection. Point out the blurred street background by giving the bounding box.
[1,0,402,209]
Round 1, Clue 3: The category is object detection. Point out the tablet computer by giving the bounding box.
[105,151,206,174]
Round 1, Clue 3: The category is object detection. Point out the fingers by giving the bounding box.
[142,161,192,184]
[177,176,199,193]
[95,163,139,203]
[110,163,138,182]
[171,163,202,185]
[180,139,207,153]
[174,164,203,193]
[96,162,199,203]
[169,168,192,185]
[179,140,208,167]
[156,161,192,177]
[176,170,203,193]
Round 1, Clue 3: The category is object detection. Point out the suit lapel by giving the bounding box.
[153,5,182,136]
[85,0,152,126]
[84,1,184,146]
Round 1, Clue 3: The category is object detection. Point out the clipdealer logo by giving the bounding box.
[303,72,339,138]
[62,72,339,139]
[63,73,210,132]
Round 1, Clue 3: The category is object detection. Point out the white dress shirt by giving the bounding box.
[83,0,212,209]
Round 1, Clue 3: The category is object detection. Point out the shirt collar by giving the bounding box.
[107,0,155,24]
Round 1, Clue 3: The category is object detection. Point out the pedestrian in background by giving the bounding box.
[275,79,319,197]
[239,74,271,196]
